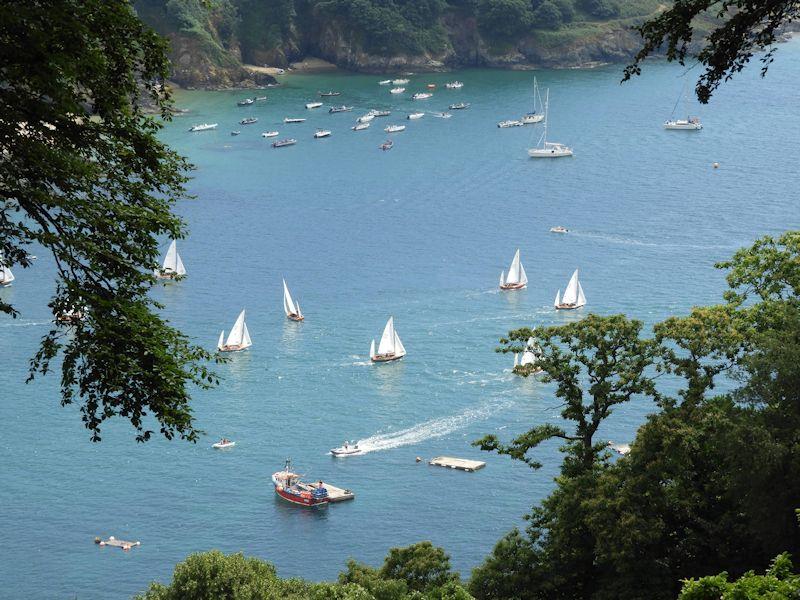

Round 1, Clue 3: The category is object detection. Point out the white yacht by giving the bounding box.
[352,122,371,131]
[284,117,306,123]
[154,240,186,280]
[188,123,217,132]
[390,87,406,94]
[411,92,432,100]
[499,249,528,291]
[314,129,332,138]
[392,78,410,85]
[522,77,545,124]
[262,131,279,138]
[664,84,703,130]
[407,112,424,120]
[370,317,406,363]
[498,120,523,128]
[305,101,323,109]
[445,81,463,89]
[384,124,406,133]
[554,269,586,310]
[217,309,252,352]
[528,89,573,158]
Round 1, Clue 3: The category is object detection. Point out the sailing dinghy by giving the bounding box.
[370,317,406,362]
[554,269,586,310]
[499,249,528,290]
[154,240,186,279]
[283,279,304,321]
[218,309,252,352]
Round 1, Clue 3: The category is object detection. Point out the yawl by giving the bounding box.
[155,240,186,279]
[218,309,252,352]
[499,249,528,290]
[554,269,586,310]
[370,317,406,362]
[283,279,304,321]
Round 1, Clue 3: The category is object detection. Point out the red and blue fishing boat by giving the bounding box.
[271,459,329,508]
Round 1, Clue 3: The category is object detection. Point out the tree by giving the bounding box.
[580,0,619,18]
[679,553,800,600]
[477,0,533,40]
[624,1,800,103]
[0,0,219,441]
[477,314,656,473]
[531,0,563,29]
[380,542,459,593]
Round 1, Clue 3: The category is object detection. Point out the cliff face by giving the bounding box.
[135,1,651,88]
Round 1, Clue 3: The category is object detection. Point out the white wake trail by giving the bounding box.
[355,399,512,454]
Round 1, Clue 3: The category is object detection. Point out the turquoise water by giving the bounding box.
[2,41,800,598]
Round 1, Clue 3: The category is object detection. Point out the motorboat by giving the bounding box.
[230,131,241,136]
[305,101,323,109]
[411,92,432,100]
[237,98,254,106]
[390,87,406,94]
[384,124,406,133]
[240,117,258,125]
[188,123,217,132]
[212,438,236,450]
[431,112,452,119]
[329,106,353,113]
[319,91,341,97]
[554,269,586,310]
[255,96,267,101]
[380,140,393,150]
[550,226,569,233]
[330,441,362,457]
[449,102,470,110]
[262,131,279,137]
[498,120,523,128]
[217,309,252,352]
[369,110,391,117]
[283,117,306,123]
[378,79,392,85]
[445,81,463,89]
[352,122,370,131]
[272,459,329,508]
[314,129,332,138]
[392,78,410,85]
[370,317,406,362]
[407,112,424,120]
[357,114,375,123]
[272,138,297,147]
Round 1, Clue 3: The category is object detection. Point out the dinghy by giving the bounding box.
[212,438,236,449]
[554,269,586,310]
[499,249,528,290]
[217,309,252,352]
[330,441,362,457]
[352,122,370,131]
[550,226,569,233]
[283,279,304,321]
[0,259,15,287]
[154,240,186,280]
[370,317,406,363]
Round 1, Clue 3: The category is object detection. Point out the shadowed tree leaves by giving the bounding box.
[623,1,800,103]
[0,0,221,441]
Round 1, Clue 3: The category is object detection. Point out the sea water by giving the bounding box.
[2,40,800,598]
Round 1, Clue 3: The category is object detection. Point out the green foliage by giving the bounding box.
[679,554,800,600]
[579,0,619,19]
[380,542,459,592]
[624,1,800,103]
[531,0,563,29]
[476,0,533,40]
[1,0,220,442]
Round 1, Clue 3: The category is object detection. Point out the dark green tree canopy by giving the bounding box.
[0,0,219,441]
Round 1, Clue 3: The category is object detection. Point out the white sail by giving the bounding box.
[174,251,186,276]
[519,263,528,286]
[225,309,251,348]
[393,331,406,358]
[562,269,581,305]
[370,339,376,360]
[513,353,519,368]
[282,279,298,316]
[576,281,586,307]
[499,271,505,287]
[377,317,396,356]
[217,330,225,350]
[554,290,561,307]
[506,249,522,284]
[520,350,536,366]
[0,262,14,285]
[295,301,302,318]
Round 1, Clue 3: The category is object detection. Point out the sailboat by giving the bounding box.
[154,240,186,279]
[528,89,573,158]
[513,337,543,373]
[282,279,304,321]
[554,269,586,310]
[499,249,528,290]
[522,77,545,124]
[0,256,15,287]
[664,83,703,130]
[217,309,252,352]
[369,317,406,363]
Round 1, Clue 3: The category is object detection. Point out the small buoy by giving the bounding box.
[713,162,720,169]
[415,456,422,463]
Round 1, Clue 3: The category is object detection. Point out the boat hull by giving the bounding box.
[218,344,250,352]
[371,353,404,363]
[286,314,304,322]
[500,283,526,291]
[274,487,329,507]
[555,303,584,310]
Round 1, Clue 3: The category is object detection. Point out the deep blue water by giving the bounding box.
[2,41,800,598]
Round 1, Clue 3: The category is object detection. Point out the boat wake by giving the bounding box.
[571,230,738,251]
[354,399,512,454]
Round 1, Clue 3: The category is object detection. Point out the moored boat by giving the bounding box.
[390,87,406,95]
[283,279,304,321]
[230,131,240,136]
[272,138,296,147]
[328,105,353,113]
[528,89,573,158]
[370,316,406,363]
[498,120,523,128]
[449,102,470,110]
[237,98,254,106]
[550,226,569,233]
[384,124,406,133]
[499,249,528,290]
[217,309,252,352]
[554,269,586,310]
[407,112,424,120]
[319,91,341,97]
[283,117,306,123]
[411,92,432,100]
[314,129,332,138]
[369,109,391,117]
[380,140,393,150]
[522,77,545,124]
[154,239,186,280]
[352,122,370,131]
[378,79,392,85]
[664,117,703,130]
[305,101,323,109]
[262,131,279,137]
[357,114,375,123]
[188,123,217,132]
[272,459,329,507]
[445,81,463,89]
[431,112,452,119]
[427,83,436,89]
[212,438,235,450]
[240,117,258,125]
[392,78,409,85]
